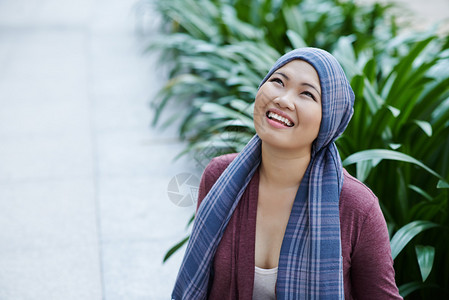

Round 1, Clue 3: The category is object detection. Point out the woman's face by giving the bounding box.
[254,59,322,154]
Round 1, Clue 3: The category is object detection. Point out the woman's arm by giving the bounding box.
[350,199,403,299]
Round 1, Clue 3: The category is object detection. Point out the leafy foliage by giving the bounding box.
[335,33,449,299]
[144,0,449,298]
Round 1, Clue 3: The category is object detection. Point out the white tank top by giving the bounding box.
[252,266,278,300]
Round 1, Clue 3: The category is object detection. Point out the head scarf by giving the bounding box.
[172,47,355,299]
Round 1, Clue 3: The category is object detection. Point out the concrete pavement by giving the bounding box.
[0,0,197,299]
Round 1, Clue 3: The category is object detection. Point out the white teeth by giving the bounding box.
[268,112,293,127]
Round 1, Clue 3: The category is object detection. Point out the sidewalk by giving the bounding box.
[0,0,197,299]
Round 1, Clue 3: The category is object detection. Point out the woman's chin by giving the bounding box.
[259,134,292,149]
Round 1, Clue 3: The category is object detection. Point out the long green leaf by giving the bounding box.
[408,184,433,201]
[415,245,435,282]
[163,236,189,262]
[282,5,307,37]
[437,180,449,189]
[386,36,435,103]
[342,149,447,185]
[286,29,307,49]
[390,220,438,260]
[398,281,425,297]
[413,120,433,137]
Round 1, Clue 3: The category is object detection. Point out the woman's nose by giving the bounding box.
[273,92,295,110]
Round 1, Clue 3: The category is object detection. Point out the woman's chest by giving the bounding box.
[254,187,297,269]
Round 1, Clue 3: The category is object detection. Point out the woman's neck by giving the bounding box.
[259,141,311,189]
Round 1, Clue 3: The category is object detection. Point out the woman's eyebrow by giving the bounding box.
[274,71,289,80]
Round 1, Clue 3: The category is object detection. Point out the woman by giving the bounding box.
[172,48,402,299]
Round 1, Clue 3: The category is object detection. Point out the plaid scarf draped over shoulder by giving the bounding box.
[172,47,355,299]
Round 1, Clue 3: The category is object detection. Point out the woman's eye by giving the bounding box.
[302,91,316,101]
[270,78,284,86]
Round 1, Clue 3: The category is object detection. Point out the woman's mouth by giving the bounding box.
[266,111,294,127]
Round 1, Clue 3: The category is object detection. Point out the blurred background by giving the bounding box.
[0,0,448,299]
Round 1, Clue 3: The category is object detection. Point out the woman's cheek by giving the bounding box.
[254,93,268,120]
[260,89,274,105]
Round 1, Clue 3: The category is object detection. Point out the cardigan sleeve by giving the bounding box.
[349,194,403,299]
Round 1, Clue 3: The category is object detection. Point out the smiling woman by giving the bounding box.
[171,48,403,300]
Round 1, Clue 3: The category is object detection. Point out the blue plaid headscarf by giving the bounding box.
[172,48,355,299]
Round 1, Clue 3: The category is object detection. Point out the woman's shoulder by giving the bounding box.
[204,153,239,177]
[341,169,379,215]
[199,153,239,193]
[196,153,239,210]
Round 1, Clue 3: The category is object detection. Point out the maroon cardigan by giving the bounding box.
[196,154,402,299]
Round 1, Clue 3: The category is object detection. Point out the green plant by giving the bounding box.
[334,33,449,298]
[148,0,399,158]
[145,0,449,298]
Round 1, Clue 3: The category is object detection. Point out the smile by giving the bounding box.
[266,111,294,127]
